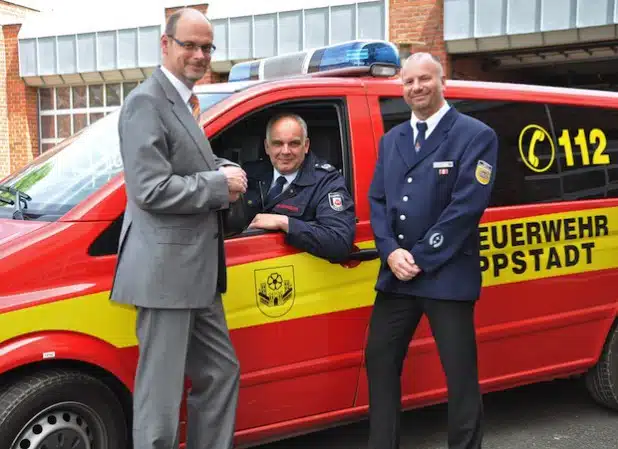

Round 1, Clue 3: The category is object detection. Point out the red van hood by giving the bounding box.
[0,219,49,246]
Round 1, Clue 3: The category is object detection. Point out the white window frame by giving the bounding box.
[38,81,140,153]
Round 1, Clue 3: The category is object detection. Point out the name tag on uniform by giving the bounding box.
[433,161,454,168]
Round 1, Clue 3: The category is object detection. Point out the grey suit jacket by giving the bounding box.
[110,67,232,309]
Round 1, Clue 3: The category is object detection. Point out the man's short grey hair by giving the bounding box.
[266,113,309,143]
[403,52,444,78]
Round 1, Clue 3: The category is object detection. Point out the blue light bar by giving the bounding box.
[228,60,260,82]
[307,41,399,73]
[228,40,400,82]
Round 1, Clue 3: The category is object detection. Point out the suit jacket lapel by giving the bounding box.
[153,68,215,169]
[395,124,416,169]
[409,108,458,169]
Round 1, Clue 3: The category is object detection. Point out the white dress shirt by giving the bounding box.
[160,66,194,114]
[271,168,298,193]
[410,101,451,142]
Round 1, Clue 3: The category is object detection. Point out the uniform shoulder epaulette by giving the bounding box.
[314,162,335,172]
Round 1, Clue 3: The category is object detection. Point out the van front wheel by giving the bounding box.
[585,322,618,410]
[0,369,128,449]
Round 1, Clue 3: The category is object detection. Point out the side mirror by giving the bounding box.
[222,194,250,238]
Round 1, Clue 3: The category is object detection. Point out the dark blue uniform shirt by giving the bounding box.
[369,107,499,301]
[243,152,356,262]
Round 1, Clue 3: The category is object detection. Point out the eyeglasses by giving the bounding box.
[168,35,216,55]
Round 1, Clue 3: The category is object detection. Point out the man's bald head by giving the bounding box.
[403,52,444,79]
[400,52,446,120]
[165,8,211,36]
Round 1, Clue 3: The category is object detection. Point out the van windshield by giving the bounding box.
[0,90,237,220]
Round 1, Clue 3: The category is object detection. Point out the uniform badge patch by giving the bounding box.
[475,160,492,185]
[429,232,444,249]
[328,192,344,211]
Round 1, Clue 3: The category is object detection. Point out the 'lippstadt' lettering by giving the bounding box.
[478,214,608,278]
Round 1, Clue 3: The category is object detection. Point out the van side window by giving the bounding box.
[377,97,614,207]
[546,104,618,200]
[210,99,352,238]
[455,100,557,207]
[379,97,411,134]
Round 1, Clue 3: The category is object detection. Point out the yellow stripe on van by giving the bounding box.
[479,206,618,287]
[0,240,379,349]
[2,207,618,350]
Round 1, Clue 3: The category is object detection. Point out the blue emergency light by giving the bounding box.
[228,40,400,82]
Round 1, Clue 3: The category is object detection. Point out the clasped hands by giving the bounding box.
[387,248,421,281]
[219,166,247,202]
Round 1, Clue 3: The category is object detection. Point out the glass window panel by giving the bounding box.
[41,116,55,139]
[123,82,138,99]
[305,8,328,48]
[40,88,54,110]
[57,114,71,138]
[77,33,96,72]
[279,11,301,54]
[97,31,117,71]
[89,112,104,124]
[229,17,252,60]
[138,26,161,66]
[549,103,618,199]
[106,83,121,106]
[358,2,384,39]
[89,85,104,107]
[56,87,71,110]
[331,5,355,44]
[57,35,77,74]
[74,114,87,133]
[211,19,228,61]
[72,86,87,108]
[38,37,56,75]
[42,143,56,152]
[254,14,276,58]
[19,39,37,76]
[118,29,138,68]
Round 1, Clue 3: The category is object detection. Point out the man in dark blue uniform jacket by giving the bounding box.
[244,113,355,262]
[366,53,498,449]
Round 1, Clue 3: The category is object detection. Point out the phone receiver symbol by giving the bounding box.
[527,129,545,168]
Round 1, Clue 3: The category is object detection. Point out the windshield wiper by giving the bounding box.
[0,186,32,220]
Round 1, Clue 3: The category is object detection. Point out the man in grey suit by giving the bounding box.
[110,8,246,449]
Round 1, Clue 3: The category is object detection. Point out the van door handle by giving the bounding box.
[346,248,379,261]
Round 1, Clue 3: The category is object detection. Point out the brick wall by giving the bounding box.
[0,0,38,178]
[0,29,9,177]
[388,0,517,83]
[389,0,448,76]
[2,24,38,174]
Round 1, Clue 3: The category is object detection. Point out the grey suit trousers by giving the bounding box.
[132,295,240,449]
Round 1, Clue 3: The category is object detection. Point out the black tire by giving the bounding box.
[0,368,128,449]
[585,322,618,410]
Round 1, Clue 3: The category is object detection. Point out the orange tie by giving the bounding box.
[189,94,200,121]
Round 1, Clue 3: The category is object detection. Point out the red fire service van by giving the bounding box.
[1,40,617,449]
